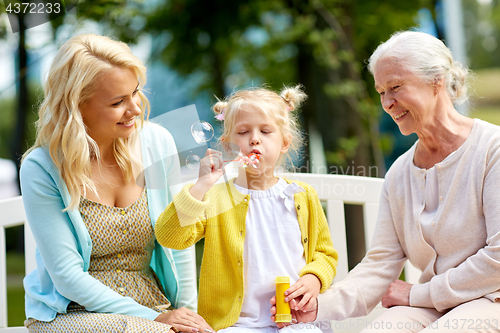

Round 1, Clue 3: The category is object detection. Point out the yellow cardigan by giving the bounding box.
[155,178,338,331]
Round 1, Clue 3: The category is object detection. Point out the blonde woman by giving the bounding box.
[21,34,213,332]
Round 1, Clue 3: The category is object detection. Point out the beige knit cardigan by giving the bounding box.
[317,119,500,321]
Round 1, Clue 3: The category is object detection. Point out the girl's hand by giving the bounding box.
[270,295,318,328]
[154,307,214,332]
[190,149,224,201]
[284,274,321,311]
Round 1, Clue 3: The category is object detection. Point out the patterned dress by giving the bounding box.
[25,190,174,332]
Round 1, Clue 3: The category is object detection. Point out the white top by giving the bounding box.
[233,178,306,328]
[420,150,457,248]
[317,119,500,320]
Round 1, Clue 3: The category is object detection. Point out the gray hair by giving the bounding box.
[368,31,470,105]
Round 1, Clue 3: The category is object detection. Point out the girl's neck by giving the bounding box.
[234,168,279,191]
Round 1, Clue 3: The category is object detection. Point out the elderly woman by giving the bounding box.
[21,34,214,332]
[272,31,500,332]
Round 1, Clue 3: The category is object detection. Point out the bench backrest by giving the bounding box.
[0,173,420,331]
[282,173,420,284]
[0,196,34,332]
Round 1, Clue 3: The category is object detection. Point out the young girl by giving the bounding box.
[155,86,338,332]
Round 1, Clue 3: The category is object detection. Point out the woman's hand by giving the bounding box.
[190,149,224,201]
[155,307,214,333]
[270,295,318,328]
[381,279,413,308]
[284,274,321,311]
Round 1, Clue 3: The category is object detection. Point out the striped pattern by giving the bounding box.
[25,190,173,332]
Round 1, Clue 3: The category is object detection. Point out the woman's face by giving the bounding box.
[81,67,142,146]
[374,57,437,136]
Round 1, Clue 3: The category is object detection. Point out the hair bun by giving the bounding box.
[449,61,469,105]
[280,85,307,111]
[213,101,228,115]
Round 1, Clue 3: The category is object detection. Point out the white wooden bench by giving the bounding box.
[0,173,421,333]
[0,196,35,333]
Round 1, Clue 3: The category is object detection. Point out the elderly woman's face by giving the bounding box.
[374,57,436,136]
[81,67,142,146]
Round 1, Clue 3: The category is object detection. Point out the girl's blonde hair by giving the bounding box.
[23,34,150,211]
[213,85,307,169]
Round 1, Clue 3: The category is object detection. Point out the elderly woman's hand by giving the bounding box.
[381,279,413,308]
[155,307,214,332]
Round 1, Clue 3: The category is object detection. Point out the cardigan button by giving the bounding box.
[297,205,301,210]
[303,238,308,243]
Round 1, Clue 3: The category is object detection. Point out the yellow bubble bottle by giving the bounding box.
[275,276,292,323]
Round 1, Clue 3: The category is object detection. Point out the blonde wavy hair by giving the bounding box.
[213,85,307,169]
[23,34,150,211]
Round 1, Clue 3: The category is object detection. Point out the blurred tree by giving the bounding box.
[463,0,500,70]
[2,0,437,175]
[0,0,72,168]
[140,0,432,175]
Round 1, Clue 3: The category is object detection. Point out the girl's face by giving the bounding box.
[227,105,290,174]
[80,67,142,146]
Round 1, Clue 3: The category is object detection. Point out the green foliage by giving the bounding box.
[325,136,359,166]
[6,252,25,327]
[7,285,25,326]
[0,81,42,160]
[67,0,435,172]
[463,0,500,69]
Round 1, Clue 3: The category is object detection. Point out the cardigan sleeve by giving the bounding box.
[299,188,338,293]
[21,156,160,321]
[155,183,210,250]
[410,141,500,311]
[316,180,407,321]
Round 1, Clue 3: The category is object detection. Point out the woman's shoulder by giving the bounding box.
[21,147,55,172]
[382,144,417,183]
[472,118,500,143]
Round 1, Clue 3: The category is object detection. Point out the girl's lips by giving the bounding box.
[250,149,261,155]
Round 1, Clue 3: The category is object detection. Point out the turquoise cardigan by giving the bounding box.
[21,122,196,322]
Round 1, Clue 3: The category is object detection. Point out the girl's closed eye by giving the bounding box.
[112,100,123,106]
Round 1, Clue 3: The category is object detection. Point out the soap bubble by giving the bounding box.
[185,154,201,170]
[247,154,260,169]
[191,121,214,144]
